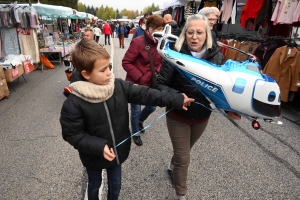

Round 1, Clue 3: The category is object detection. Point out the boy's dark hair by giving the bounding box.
[72,40,110,74]
[146,14,165,30]
[144,12,153,18]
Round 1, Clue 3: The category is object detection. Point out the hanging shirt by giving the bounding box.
[220,0,234,24]
[271,0,299,25]
[240,0,264,28]
[293,1,300,22]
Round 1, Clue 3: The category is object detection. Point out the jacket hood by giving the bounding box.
[167,21,179,28]
[70,74,115,103]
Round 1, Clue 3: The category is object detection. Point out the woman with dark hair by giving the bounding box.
[155,14,240,200]
[122,15,165,146]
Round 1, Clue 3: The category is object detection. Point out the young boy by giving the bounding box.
[60,39,194,200]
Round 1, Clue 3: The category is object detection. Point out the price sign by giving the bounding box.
[11,66,19,79]
[23,60,34,74]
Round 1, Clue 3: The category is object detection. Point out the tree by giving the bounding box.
[96,5,105,20]
[77,2,86,12]
[142,3,160,14]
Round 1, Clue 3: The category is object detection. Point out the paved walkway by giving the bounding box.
[0,34,299,200]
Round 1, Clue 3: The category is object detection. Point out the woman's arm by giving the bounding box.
[121,39,144,81]
[155,59,181,94]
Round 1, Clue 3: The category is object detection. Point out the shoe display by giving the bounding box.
[133,136,143,146]
[139,122,145,133]
[168,169,174,185]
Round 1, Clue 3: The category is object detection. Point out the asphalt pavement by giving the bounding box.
[0,34,300,200]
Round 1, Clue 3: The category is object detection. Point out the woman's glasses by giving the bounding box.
[186,31,204,37]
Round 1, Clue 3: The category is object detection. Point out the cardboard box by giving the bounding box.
[0,65,5,80]
[4,64,24,82]
[0,78,9,100]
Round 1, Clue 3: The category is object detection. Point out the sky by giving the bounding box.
[78,0,173,12]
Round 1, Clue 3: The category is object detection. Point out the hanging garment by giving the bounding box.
[0,28,20,57]
[240,0,264,28]
[224,40,241,61]
[256,0,270,27]
[271,0,299,25]
[184,1,197,20]
[0,32,2,58]
[265,23,291,37]
[198,0,222,11]
[231,0,237,24]
[236,41,260,61]
[293,1,300,22]
[263,45,300,102]
[204,0,217,7]
[220,0,234,24]
[18,28,40,63]
[253,44,278,70]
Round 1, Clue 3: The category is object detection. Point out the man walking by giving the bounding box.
[102,21,112,45]
[116,21,128,48]
[110,22,116,38]
[93,25,101,44]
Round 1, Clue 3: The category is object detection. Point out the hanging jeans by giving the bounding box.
[130,103,156,136]
[86,165,122,200]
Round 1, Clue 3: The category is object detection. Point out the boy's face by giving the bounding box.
[83,59,111,85]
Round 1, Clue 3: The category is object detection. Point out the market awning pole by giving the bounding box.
[60,17,66,60]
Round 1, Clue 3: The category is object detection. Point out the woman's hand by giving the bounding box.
[227,112,241,120]
[182,93,194,110]
[103,145,116,161]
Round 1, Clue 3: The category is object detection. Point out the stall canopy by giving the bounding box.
[19,3,88,19]
[32,3,73,18]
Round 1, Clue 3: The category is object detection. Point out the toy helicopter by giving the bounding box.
[153,25,282,130]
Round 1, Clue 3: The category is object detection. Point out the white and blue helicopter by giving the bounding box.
[153,25,282,129]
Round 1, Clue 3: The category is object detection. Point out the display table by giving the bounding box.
[40,43,76,64]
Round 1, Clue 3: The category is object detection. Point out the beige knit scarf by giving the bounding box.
[69,74,115,103]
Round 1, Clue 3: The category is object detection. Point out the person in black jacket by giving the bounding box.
[60,39,194,200]
[155,14,240,200]
[163,14,181,37]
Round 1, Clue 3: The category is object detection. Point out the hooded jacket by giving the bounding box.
[60,76,184,170]
[155,42,224,120]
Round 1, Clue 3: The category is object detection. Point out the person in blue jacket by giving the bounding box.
[132,12,152,40]
[116,21,128,48]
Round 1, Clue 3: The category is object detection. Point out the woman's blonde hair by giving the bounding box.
[174,14,212,51]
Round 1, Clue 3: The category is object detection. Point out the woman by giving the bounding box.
[122,15,165,146]
[155,14,240,200]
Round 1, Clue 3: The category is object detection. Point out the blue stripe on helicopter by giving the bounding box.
[170,63,232,110]
[165,42,263,78]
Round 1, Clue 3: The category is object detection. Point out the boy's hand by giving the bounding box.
[182,93,194,111]
[227,112,241,120]
[103,145,116,161]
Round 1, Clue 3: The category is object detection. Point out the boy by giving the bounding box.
[60,39,194,200]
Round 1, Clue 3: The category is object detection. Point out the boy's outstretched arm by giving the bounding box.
[125,80,193,110]
[182,93,194,111]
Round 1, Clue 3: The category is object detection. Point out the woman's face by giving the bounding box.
[207,13,218,29]
[185,19,207,52]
